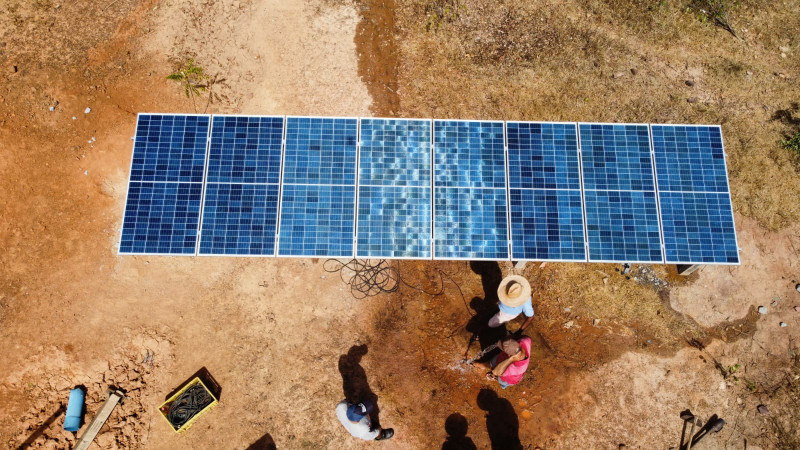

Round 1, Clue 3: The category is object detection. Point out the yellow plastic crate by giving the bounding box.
[158,377,218,433]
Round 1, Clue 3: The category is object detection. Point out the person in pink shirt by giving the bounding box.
[472,336,531,389]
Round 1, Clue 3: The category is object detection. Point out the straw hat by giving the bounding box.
[497,275,532,307]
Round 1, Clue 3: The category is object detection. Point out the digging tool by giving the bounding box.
[688,416,725,448]
[462,342,499,365]
[678,410,697,450]
[73,389,126,450]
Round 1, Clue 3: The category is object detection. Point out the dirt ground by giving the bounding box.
[1,0,799,449]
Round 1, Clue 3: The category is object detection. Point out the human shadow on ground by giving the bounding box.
[246,432,277,450]
[476,389,522,450]
[465,261,508,354]
[442,413,477,450]
[338,344,381,427]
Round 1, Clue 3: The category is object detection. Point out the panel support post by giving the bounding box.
[676,264,700,276]
[73,389,125,450]
[513,260,528,270]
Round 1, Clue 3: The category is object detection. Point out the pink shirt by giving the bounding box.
[496,337,531,385]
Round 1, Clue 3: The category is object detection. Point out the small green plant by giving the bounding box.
[425,0,466,31]
[166,59,208,111]
[782,131,800,154]
[690,0,739,38]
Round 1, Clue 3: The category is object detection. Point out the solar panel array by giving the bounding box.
[120,114,739,264]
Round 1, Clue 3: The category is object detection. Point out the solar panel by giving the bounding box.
[507,122,581,190]
[509,189,586,261]
[651,125,738,264]
[119,114,738,266]
[282,117,358,184]
[277,184,356,257]
[130,114,210,183]
[507,122,586,261]
[120,114,210,255]
[357,186,431,258]
[583,190,663,262]
[198,183,280,256]
[206,115,284,184]
[434,120,506,188]
[356,119,432,258]
[433,120,508,260]
[434,187,509,259]
[198,116,284,256]
[579,123,663,263]
[580,123,655,191]
[119,182,203,254]
[659,191,739,263]
[277,117,358,257]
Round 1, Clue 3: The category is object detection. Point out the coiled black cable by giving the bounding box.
[322,259,470,316]
[167,383,214,429]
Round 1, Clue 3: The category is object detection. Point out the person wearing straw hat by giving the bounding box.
[490,275,535,332]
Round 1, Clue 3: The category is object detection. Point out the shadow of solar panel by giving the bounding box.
[130,114,210,183]
[434,120,506,188]
[507,122,580,190]
[509,189,586,261]
[659,191,738,264]
[283,117,358,185]
[359,119,431,186]
[584,190,662,262]
[198,184,279,256]
[356,186,431,258]
[434,187,509,259]
[277,184,355,257]
[651,125,728,192]
[207,116,284,184]
[120,182,203,254]
[579,123,654,191]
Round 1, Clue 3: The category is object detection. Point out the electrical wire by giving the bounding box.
[167,384,213,429]
[323,259,469,315]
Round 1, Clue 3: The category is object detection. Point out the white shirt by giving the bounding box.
[335,400,379,440]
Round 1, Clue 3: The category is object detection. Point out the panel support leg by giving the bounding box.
[676,264,701,276]
[513,260,528,270]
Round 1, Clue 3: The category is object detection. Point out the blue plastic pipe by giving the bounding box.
[64,387,85,431]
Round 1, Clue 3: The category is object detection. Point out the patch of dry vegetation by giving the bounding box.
[395,0,800,230]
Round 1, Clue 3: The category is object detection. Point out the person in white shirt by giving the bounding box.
[335,399,394,441]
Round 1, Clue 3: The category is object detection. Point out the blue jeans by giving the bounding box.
[490,355,512,389]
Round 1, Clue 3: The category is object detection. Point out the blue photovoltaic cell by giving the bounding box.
[357,186,431,258]
[659,192,738,264]
[579,124,654,191]
[507,122,580,190]
[277,184,355,257]
[120,182,203,254]
[434,187,508,259]
[198,184,279,256]
[207,116,284,184]
[651,125,728,193]
[584,190,662,262]
[282,117,358,185]
[359,119,431,186]
[434,121,506,188]
[130,114,210,183]
[509,189,586,261]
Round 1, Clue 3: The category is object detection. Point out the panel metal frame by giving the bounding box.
[119,115,739,266]
[118,112,212,256]
[506,121,588,263]
[431,119,510,261]
[354,117,434,260]
[578,122,665,264]
[197,114,286,258]
[275,115,359,259]
[650,124,740,265]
